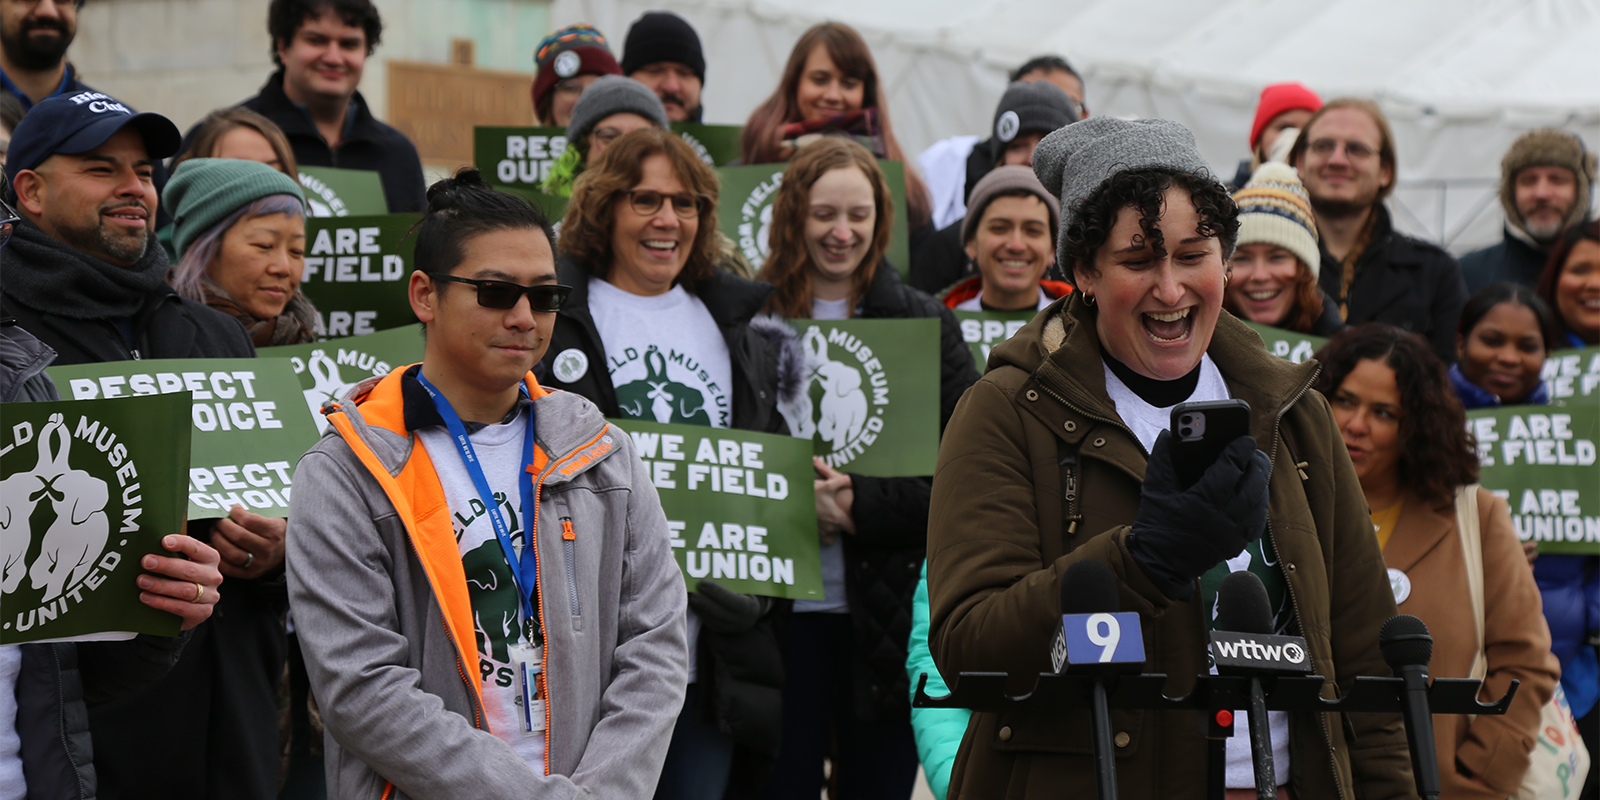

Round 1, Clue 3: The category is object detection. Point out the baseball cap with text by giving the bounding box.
[5,91,182,187]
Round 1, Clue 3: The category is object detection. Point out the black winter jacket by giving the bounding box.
[2,323,192,800]
[228,71,427,214]
[1458,228,1552,296]
[2,288,255,367]
[1316,205,1467,363]
[537,261,793,778]
[835,264,979,721]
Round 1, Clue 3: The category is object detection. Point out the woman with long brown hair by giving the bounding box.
[757,137,976,799]
[740,22,932,232]
[172,106,299,177]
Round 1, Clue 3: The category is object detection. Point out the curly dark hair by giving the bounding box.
[1060,168,1239,284]
[268,0,383,66]
[1312,323,1478,511]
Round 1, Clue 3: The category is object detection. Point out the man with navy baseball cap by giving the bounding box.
[0,90,251,364]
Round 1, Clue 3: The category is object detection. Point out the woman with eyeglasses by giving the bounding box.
[541,75,669,197]
[537,127,796,800]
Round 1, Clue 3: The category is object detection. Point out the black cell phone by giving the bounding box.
[1169,399,1252,490]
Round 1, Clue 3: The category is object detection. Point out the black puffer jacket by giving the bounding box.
[229,70,427,213]
[1316,204,1466,363]
[838,264,979,721]
[537,260,796,781]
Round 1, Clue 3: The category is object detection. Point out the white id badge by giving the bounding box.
[509,642,545,735]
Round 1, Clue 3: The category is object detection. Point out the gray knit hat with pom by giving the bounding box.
[1031,117,1213,259]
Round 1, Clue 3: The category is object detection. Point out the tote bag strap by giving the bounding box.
[1454,484,1490,692]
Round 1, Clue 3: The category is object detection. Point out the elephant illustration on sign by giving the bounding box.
[1,413,109,602]
[778,326,868,452]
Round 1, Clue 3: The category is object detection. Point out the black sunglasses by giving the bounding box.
[0,195,19,251]
[429,273,572,312]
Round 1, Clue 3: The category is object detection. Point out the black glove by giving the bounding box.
[1127,430,1271,601]
[687,578,772,635]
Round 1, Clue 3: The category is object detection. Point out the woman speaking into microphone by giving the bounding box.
[925,117,1415,800]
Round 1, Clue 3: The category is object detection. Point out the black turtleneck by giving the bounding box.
[1100,347,1202,408]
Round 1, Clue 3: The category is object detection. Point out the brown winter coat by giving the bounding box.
[1384,488,1557,799]
[927,293,1418,800]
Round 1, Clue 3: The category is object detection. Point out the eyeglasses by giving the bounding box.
[0,195,20,251]
[1307,138,1377,161]
[428,273,572,311]
[620,189,708,220]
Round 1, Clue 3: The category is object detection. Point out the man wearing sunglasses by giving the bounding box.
[288,170,690,800]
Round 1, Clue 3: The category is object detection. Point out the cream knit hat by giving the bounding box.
[1232,162,1321,277]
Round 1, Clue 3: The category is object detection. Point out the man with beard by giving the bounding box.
[0,0,87,109]
[208,0,425,212]
[621,11,705,123]
[1289,97,1467,361]
[1460,129,1596,294]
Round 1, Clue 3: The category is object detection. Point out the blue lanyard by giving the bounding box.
[416,374,541,641]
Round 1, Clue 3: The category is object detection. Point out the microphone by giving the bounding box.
[1053,559,1144,800]
[1212,571,1312,800]
[1380,614,1441,800]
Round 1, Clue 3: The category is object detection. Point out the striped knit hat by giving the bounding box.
[1233,162,1321,277]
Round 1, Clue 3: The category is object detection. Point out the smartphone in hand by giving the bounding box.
[1170,399,1251,489]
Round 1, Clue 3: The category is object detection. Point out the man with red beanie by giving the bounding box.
[531,24,623,127]
[1231,81,1322,188]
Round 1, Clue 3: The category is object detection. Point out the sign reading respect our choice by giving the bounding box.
[611,420,821,600]
[1243,322,1327,364]
[259,325,425,433]
[475,124,745,192]
[717,160,910,280]
[954,309,1039,371]
[1466,403,1600,554]
[1541,346,1600,400]
[297,213,423,337]
[46,359,320,521]
[298,165,389,218]
[778,318,940,477]
[1,394,188,644]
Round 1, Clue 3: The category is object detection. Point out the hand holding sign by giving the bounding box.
[136,534,223,631]
[210,505,287,580]
[814,457,855,544]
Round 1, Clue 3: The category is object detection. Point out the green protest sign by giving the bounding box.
[1541,346,1600,401]
[494,183,569,225]
[299,213,423,336]
[47,359,320,521]
[299,165,389,217]
[954,309,1038,371]
[779,318,939,476]
[2,394,188,643]
[1466,404,1600,554]
[673,124,742,166]
[1243,321,1326,364]
[610,419,822,600]
[259,325,425,434]
[717,160,910,280]
[476,126,570,190]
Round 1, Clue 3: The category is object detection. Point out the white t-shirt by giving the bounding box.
[417,409,544,769]
[791,297,853,614]
[1101,354,1292,788]
[952,287,1053,312]
[588,278,733,428]
[0,645,23,800]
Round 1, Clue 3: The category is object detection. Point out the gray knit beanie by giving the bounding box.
[566,75,669,143]
[1032,117,1214,260]
[962,165,1060,244]
[992,80,1080,146]
[164,158,306,260]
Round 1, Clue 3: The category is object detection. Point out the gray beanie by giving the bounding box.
[566,75,669,143]
[1032,117,1214,260]
[962,165,1060,244]
[992,80,1080,146]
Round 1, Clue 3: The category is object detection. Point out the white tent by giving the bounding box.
[554,0,1600,253]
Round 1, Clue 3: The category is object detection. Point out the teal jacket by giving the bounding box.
[906,561,969,800]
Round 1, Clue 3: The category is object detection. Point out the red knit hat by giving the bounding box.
[1249,82,1323,150]
[530,24,623,117]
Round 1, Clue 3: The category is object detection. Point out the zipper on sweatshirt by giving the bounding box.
[561,517,581,617]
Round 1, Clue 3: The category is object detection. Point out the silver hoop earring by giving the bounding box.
[1082,293,1096,307]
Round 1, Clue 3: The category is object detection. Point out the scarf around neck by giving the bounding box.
[4,216,169,319]
[201,280,318,347]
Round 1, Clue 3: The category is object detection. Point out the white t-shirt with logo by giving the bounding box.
[588,278,733,429]
[416,409,544,768]
[1101,354,1292,787]
[790,297,853,614]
